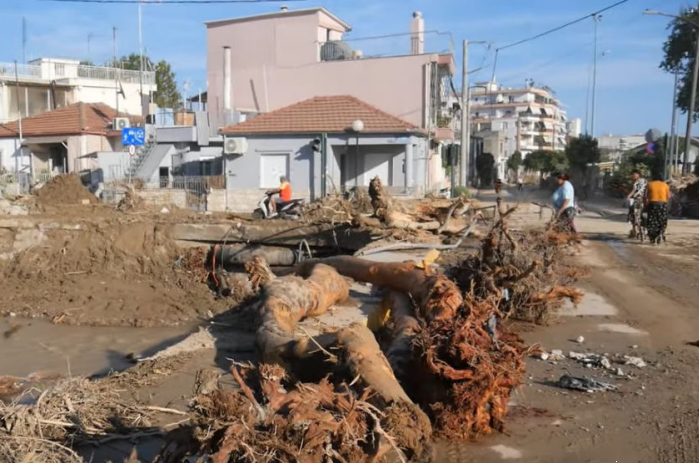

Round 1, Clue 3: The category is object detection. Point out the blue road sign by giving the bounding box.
[122,127,146,146]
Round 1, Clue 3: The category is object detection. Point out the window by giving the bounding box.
[502,122,508,130]
[508,96,515,103]
[260,153,289,188]
[54,63,65,76]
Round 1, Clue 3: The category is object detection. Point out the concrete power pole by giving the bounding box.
[684,32,699,174]
[591,14,602,138]
[460,40,469,187]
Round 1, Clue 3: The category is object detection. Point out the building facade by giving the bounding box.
[205,7,456,190]
[220,95,429,212]
[469,81,569,163]
[0,58,156,124]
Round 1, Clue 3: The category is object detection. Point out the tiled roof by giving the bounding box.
[0,103,140,139]
[221,96,422,136]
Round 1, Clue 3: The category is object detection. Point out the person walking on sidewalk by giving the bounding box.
[517,176,523,192]
[627,169,647,239]
[644,172,670,245]
[552,173,577,234]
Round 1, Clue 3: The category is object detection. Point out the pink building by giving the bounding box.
[205,7,456,188]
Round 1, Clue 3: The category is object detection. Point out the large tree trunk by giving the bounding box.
[369,176,442,231]
[296,256,462,321]
[256,263,350,364]
[384,291,421,380]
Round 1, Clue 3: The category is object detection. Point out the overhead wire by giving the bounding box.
[490,0,630,80]
[40,0,306,3]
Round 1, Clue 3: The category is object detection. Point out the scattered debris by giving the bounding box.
[550,350,565,361]
[556,375,617,393]
[576,335,585,344]
[623,355,647,368]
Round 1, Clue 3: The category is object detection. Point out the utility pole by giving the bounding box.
[14,61,24,180]
[684,31,699,174]
[460,39,469,187]
[669,69,679,178]
[138,1,145,117]
[113,26,119,115]
[22,18,27,64]
[591,14,602,138]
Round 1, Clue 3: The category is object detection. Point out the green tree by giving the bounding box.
[112,53,181,109]
[476,152,495,187]
[661,6,699,119]
[565,134,601,170]
[507,150,523,174]
[523,150,551,175]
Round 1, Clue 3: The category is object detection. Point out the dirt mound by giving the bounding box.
[35,174,98,206]
[0,221,230,327]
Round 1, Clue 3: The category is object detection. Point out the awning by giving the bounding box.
[543,121,553,130]
[558,137,566,145]
[542,135,553,144]
[22,136,68,145]
[540,107,549,117]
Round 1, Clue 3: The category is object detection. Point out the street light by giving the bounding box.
[352,119,364,187]
[645,9,699,174]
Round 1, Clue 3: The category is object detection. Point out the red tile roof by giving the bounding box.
[0,103,140,139]
[221,96,422,135]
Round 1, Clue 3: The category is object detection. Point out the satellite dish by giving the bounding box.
[645,128,662,143]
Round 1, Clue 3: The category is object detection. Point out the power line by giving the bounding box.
[496,0,629,52]
[40,0,305,3]
[490,0,630,81]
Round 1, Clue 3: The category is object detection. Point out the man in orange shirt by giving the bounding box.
[268,176,292,214]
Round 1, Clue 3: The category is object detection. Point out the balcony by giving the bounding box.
[319,30,454,62]
[0,61,155,86]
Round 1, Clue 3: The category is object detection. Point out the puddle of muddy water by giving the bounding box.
[0,317,194,378]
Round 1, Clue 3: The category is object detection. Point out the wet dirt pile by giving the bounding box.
[34,174,98,206]
[0,221,229,327]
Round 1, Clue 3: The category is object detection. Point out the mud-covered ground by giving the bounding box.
[2,185,699,463]
[430,188,699,463]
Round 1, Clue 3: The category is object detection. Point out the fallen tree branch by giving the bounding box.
[296,256,463,321]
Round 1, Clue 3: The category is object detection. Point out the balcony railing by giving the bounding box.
[0,61,155,86]
[319,31,454,62]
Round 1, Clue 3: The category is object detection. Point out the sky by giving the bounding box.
[0,0,694,136]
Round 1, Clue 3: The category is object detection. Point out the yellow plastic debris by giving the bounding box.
[416,249,441,269]
[367,299,392,331]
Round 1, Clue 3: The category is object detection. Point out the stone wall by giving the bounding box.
[207,188,227,212]
[136,189,187,209]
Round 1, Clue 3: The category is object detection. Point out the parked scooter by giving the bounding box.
[252,191,305,220]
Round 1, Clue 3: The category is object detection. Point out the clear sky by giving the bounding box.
[0,0,693,136]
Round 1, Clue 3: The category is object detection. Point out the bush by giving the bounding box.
[452,186,471,198]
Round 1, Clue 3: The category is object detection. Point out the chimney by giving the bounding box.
[411,11,424,54]
[223,46,231,112]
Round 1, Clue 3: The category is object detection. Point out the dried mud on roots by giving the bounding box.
[159,364,431,463]
[0,377,158,463]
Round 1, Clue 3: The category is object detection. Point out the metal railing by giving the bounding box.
[0,63,41,79]
[0,61,155,85]
[319,31,455,62]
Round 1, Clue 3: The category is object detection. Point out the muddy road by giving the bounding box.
[433,190,699,463]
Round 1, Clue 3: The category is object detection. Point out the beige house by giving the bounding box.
[0,102,139,178]
[205,7,456,189]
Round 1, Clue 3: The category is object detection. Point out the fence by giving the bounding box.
[103,175,226,211]
[0,172,32,195]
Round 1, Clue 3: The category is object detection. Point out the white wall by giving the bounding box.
[0,139,30,174]
[74,82,153,116]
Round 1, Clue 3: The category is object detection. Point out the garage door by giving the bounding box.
[363,153,391,186]
[260,153,289,188]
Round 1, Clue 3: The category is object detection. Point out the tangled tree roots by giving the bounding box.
[415,291,530,439]
[159,364,432,463]
[0,377,157,462]
[454,202,584,324]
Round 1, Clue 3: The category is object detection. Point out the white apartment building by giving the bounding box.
[470,81,569,165]
[0,58,156,123]
[598,134,647,161]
